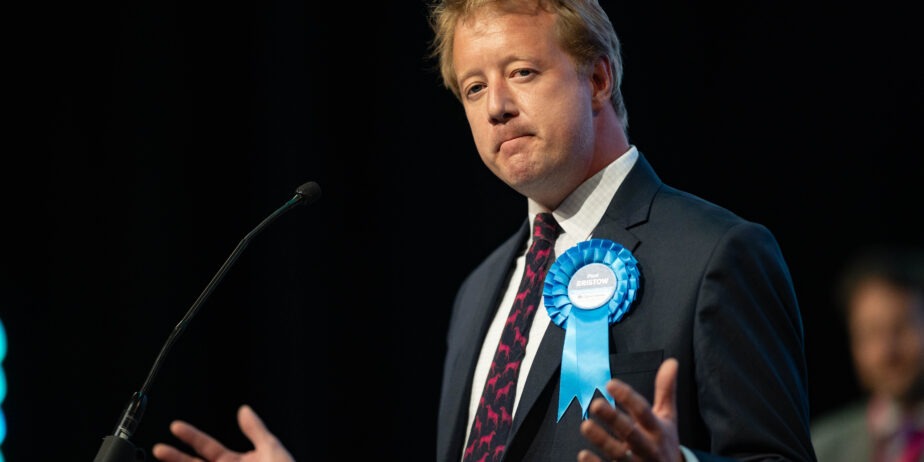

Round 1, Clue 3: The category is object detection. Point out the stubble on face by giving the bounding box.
[452,8,595,207]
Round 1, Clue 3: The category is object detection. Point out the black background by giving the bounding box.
[2,1,922,461]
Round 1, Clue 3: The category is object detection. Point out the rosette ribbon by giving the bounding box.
[543,238,639,420]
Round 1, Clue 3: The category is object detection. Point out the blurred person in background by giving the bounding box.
[811,246,924,462]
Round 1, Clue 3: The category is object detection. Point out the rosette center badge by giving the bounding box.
[543,238,640,420]
[568,263,618,309]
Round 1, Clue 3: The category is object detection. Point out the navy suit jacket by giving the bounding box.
[436,153,817,462]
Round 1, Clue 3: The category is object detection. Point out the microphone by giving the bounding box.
[93,181,321,462]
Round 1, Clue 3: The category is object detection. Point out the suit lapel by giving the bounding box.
[508,152,662,441]
[441,221,530,462]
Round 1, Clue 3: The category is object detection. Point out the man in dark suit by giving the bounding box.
[426,1,817,461]
[150,1,815,460]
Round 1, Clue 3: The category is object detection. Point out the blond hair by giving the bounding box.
[426,0,628,125]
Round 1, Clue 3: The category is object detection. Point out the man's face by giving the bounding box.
[451,8,597,207]
[849,278,924,401]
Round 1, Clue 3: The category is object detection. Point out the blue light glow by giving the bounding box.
[1,317,6,460]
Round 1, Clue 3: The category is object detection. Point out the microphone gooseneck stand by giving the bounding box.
[93,181,321,462]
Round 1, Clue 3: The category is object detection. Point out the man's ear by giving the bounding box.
[589,56,613,111]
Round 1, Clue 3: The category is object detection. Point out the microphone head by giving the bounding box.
[295,181,321,205]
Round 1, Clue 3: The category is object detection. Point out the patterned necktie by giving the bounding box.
[899,427,923,462]
[463,212,561,462]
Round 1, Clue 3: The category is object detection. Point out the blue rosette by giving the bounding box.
[543,238,640,420]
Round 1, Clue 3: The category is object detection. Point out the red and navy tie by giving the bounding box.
[462,212,561,462]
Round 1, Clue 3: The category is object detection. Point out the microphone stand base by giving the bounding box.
[93,435,145,462]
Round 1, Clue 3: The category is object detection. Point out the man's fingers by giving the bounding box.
[581,400,631,454]
[238,404,275,447]
[169,419,230,460]
[576,447,605,462]
[581,361,682,462]
[605,378,656,433]
[151,442,203,462]
[652,357,679,420]
[587,395,621,427]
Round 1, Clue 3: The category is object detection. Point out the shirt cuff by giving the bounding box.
[680,445,699,462]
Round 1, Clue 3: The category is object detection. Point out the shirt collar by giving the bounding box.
[527,145,638,253]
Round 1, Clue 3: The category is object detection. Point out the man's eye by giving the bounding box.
[513,69,533,78]
[466,83,485,96]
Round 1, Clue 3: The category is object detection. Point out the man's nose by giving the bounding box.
[487,81,518,124]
